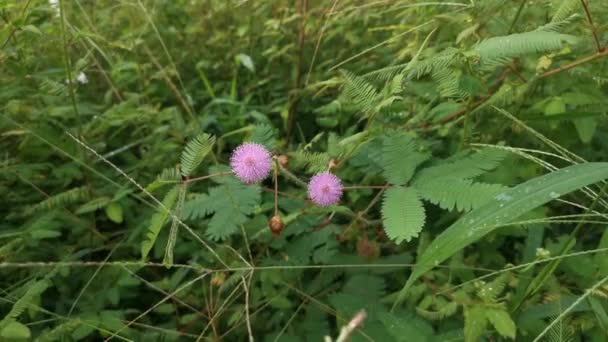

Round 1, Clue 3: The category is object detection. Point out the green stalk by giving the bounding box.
[513,181,608,311]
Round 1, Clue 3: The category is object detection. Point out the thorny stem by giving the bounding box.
[579,0,603,53]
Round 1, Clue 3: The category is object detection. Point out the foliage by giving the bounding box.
[2,0,608,340]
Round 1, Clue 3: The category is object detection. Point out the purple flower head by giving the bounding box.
[308,172,343,206]
[230,143,272,184]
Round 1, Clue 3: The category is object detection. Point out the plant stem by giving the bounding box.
[273,161,279,216]
[343,185,390,190]
[184,171,233,184]
[579,0,603,53]
[539,49,608,78]
[278,164,308,188]
[514,180,608,311]
[507,0,526,34]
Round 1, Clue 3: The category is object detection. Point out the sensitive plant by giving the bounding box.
[2,0,608,341]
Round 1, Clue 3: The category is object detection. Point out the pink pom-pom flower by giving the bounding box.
[308,172,343,206]
[230,143,272,184]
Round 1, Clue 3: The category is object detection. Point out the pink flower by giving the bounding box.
[308,172,343,206]
[230,143,272,184]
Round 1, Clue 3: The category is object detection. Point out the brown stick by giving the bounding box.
[579,0,603,53]
[539,49,608,78]
[184,171,233,184]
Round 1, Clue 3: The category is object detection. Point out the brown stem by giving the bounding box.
[539,50,608,78]
[343,185,390,190]
[579,0,603,53]
[184,171,232,184]
[424,49,608,128]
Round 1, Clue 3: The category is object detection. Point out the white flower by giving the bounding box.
[49,0,60,17]
[76,72,88,85]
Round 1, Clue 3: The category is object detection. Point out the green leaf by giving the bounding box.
[76,197,111,214]
[378,311,434,342]
[464,306,487,342]
[573,118,597,144]
[485,309,516,339]
[105,202,123,224]
[0,321,31,339]
[382,186,426,243]
[182,176,260,241]
[381,134,429,185]
[180,134,215,177]
[141,186,180,260]
[250,124,276,149]
[236,53,255,72]
[21,24,42,35]
[0,279,49,328]
[396,162,608,305]
[416,179,505,212]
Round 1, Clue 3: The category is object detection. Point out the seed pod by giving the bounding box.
[277,155,289,168]
[268,215,285,237]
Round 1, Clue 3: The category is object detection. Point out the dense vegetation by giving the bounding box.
[2,0,608,341]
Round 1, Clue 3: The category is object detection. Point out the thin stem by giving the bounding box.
[507,0,526,34]
[184,171,233,184]
[539,49,608,78]
[278,164,308,188]
[0,0,32,49]
[59,0,82,135]
[533,273,608,342]
[579,0,603,53]
[273,162,279,216]
[516,181,608,310]
[342,185,390,190]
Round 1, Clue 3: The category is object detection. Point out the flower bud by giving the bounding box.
[277,155,289,168]
[268,215,285,237]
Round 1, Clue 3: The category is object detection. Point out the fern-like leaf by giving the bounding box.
[163,185,186,266]
[340,70,380,112]
[551,0,580,23]
[0,279,50,330]
[289,150,330,174]
[413,148,507,185]
[382,186,426,243]
[416,179,506,212]
[474,30,578,69]
[141,186,179,260]
[28,186,90,213]
[146,166,181,192]
[250,124,276,149]
[180,133,215,177]
[381,133,430,185]
[182,175,260,241]
[35,320,81,342]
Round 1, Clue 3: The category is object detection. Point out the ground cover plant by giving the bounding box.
[2,0,608,341]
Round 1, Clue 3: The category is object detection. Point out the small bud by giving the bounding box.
[328,158,338,171]
[277,155,289,168]
[211,272,226,287]
[268,215,285,237]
